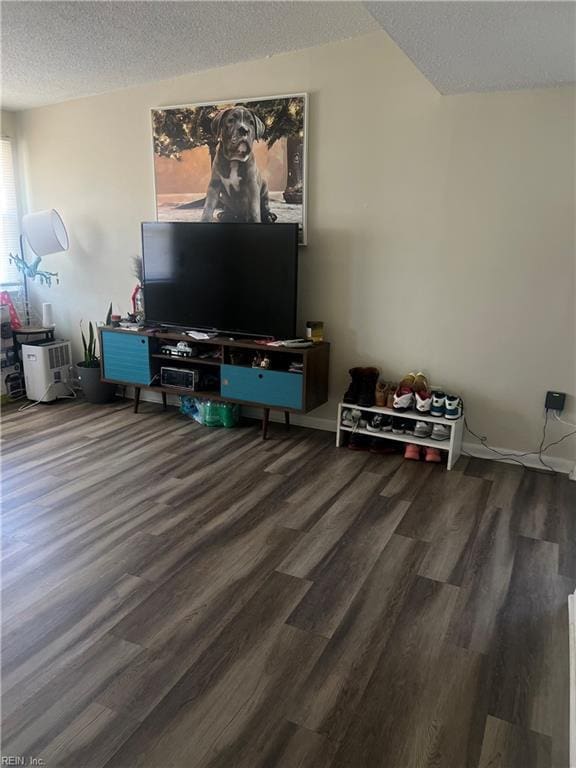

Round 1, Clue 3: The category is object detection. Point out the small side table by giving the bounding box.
[13,325,56,353]
[12,327,56,396]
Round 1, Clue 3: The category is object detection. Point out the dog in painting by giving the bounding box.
[201,107,277,224]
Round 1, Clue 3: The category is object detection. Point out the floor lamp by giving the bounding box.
[9,209,69,324]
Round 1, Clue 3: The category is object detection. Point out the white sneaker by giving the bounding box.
[393,390,415,411]
[414,421,432,438]
[431,423,450,441]
[366,413,387,432]
[430,392,446,417]
[415,392,432,412]
[341,408,361,428]
[393,373,416,411]
[414,372,432,412]
[444,395,462,420]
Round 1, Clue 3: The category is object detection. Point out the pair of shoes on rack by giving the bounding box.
[343,367,380,408]
[405,444,442,463]
[341,408,362,428]
[392,418,416,435]
[341,408,374,431]
[393,372,432,413]
[375,379,397,409]
[430,392,463,419]
[413,421,451,440]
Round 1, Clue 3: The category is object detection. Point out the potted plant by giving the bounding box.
[77,320,116,403]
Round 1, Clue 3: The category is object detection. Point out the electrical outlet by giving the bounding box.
[545,391,566,412]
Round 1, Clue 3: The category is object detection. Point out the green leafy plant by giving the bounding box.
[80,321,100,368]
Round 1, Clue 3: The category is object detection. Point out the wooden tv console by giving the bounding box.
[99,327,329,439]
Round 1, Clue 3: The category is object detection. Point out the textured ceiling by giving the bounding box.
[366,1,576,94]
[0,1,377,110]
[1,1,575,111]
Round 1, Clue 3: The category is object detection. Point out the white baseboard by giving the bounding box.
[461,441,575,476]
[241,406,337,433]
[133,390,575,477]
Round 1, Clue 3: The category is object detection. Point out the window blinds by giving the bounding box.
[0,138,22,285]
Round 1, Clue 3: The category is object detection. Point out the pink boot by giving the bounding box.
[424,446,442,463]
[404,443,420,461]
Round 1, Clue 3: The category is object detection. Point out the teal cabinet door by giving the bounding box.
[101,331,151,385]
[221,364,303,410]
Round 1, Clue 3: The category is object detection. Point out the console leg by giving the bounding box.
[284,411,290,430]
[262,408,270,440]
[162,391,167,411]
[134,387,141,414]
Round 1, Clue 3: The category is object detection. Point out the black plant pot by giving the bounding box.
[77,362,116,404]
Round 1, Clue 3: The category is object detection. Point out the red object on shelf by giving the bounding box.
[0,291,22,329]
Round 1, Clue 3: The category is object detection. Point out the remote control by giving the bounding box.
[282,340,314,348]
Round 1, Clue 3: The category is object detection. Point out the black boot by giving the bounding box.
[343,367,363,404]
[358,367,380,407]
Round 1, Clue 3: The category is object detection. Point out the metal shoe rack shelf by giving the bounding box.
[336,402,464,471]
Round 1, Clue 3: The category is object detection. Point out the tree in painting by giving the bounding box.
[153,97,305,204]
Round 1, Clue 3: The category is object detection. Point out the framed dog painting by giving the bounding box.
[151,93,308,244]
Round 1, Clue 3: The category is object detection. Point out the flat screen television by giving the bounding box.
[141,222,299,338]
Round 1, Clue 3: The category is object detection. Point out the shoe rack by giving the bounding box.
[336,402,464,471]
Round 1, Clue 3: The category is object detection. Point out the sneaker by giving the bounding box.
[404,443,420,461]
[393,373,416,411]
[424,446,442,463]
[392,417,405,434]
[431,423,450,441]
[347,433,371,451]
[341,408,361,428]
[343,368,364,405]
[366,413,386,432]
[358,367,380,408]
[414,420,432,438]
[413,372,432,413]
[381,415,393,432]
[444,395,462,420]
[375,379,388,408]
[404,420,416,436]
[430,391,446,417]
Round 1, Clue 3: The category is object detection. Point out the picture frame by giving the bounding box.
[150,92,308,244]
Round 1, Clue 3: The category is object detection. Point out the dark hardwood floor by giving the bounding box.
[1,399,574,768]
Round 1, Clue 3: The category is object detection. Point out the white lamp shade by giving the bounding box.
[22,209,69,256]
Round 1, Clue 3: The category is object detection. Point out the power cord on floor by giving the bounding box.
[60,381,78,400]
[18,384,53,412]
[17,379,77,412]
[463,408,576,475]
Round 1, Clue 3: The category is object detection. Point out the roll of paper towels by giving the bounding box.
[42,302,54,328]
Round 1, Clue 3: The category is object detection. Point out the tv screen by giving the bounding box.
[141,222,298,338]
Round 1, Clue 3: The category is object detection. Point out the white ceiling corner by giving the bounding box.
[365,1,576,94]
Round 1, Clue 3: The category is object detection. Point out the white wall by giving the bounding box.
[13,31,576,462]
[1,110,18,137]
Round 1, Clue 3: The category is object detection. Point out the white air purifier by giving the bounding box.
[21,340,72,402]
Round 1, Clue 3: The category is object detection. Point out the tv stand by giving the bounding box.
[99,327,329,439]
